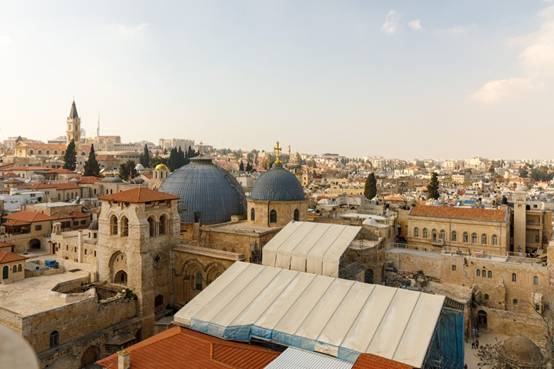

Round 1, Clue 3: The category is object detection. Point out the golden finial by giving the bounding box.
[274,141,282,166]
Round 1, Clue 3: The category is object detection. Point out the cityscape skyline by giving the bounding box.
[2,0,554,159]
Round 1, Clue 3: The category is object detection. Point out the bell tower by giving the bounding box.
[67,100,81,143]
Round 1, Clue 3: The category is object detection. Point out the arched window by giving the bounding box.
[250,208,256,221]
[422,228,428,238]
[476,269,480,277]
[110,215,118,235]
[533,276,539,285]
[481,269,486,278]
[481,234,487,245]
[471,233,478,244]
[512,273,517,282]
[451,231,457,241]
[463,232,469,243]
[12,265,16,273]
[439,229,445,240]
[159,215,167,235]
[488,271,492,278]
[293,209,300,221]
[491,235,498,245]
[413,227,419,237]
[120,216,129,237]
[194,271,203,291]
[17,264,22,272]
[148,217,156,237]
[431,229,437,241]
[50,331,59,348]
[269,210,277,224]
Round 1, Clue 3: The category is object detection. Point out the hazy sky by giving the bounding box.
[1,1,554,159]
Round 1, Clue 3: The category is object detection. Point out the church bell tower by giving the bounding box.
[67,100,81,143]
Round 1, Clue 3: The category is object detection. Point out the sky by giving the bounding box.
[1,0,554,159]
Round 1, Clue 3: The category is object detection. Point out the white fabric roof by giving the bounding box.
[262,222,361,277]
[174,262,445,368]
[266,347,353,369]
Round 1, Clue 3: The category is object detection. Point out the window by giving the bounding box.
[194,271,203,291]
[293,209,300,221]
[451,231,457,241]
[35,225,42,231]
[414,227,419,237]
[12,265,17,273]
[471,233,478,244]
[484,294,489,300]
[488,271,492,278]
[439,230,445,240]
[159,215,167,235]
[110,215,118,235]
[491,235,498,245]
[269,210,277,224]
[512,273,517,282]
[431,229,437,241]
[481,234,487,245]
[250,208,256,221]
[533,276,539,285]
[121,216,129,237]
[422,228,428,238]
[513,298,518,305]
[482,269,486,278]
[148,217,156,237]
[49,331,59,348]
[476,269,481,277]
[17,264,22,272]
[463,232,469,243]
[451,265,456,271]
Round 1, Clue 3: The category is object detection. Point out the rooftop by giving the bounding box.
[409,205,507,222]
[99,187,178,204]
[97,326,279,369]
[0,251,26,264]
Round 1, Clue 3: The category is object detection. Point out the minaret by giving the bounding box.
[66,100,81,144]
[274,141,282,167]
[97,115,101,137]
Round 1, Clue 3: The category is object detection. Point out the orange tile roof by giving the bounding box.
[0,251,27,264]
[0,242,14,248]
[99,187,178,204]
[24,182,80,190]
[79,176,101,184]
[1,166,50,172]
[353,354,413,369]
[409,205,507,222]
[97,327,279,369]
[4,211,58,223]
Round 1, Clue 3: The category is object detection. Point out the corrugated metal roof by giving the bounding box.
[174,262,445,368]
[266,347,353,369]
[262,222,362,277]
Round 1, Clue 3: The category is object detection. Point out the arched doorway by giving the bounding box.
[80,346,100,368]
[29,239,41,250]
[114,270,127,285]
[477,310,488,330]
[364,269,374,284]
[155,294,164,314]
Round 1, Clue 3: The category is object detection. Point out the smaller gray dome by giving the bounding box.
[102,176,122,183]
[251,165,305,201]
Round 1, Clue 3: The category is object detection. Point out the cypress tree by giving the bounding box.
[140,144,151,168]
[168,148,178,170]
[246,162,253,172]
[239,161,245,172]
[364,173,377,200]
[83,144,101,176]
[427,172,440,200]
[63,139,77,171]
[119,160,138,181]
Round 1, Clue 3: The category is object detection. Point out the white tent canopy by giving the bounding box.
[174,262,446,368]
[262,222,362,277]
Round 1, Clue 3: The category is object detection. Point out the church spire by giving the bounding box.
[69,100,79,119]
[274,141,282,167]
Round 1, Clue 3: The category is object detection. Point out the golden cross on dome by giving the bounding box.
[274,141,282,166]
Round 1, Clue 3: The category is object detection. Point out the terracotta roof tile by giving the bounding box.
[409,205,507,222]
[23,183,80,190]
[79,176,101,184]
[99,187,178,204]
[0,251,27,264]
[97,327,279,369]
[353,354,413,369]
[4,211,57,223]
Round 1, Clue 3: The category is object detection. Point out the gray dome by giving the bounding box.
[251,165,305,201]
[102,176,122,183]
[160,157,245,224]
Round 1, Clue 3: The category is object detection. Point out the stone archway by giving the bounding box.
[206,263,226,286]
[80,345,100,368]
[477,310,488,330]
[114,270,128,285]
[29,239,41,250]
[109,252,127,285]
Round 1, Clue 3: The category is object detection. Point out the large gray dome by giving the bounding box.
[160,157,245,224]
[251,165,305,201]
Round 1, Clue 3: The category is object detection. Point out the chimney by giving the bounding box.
[117,350,130,369]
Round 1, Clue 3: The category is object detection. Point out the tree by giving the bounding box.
[83,144,100,176]
[119,160,138,181]
[139,144,151,168]
[245,162,253,172]
[239,161,245,172]
[501,195,508,205]
[427,172,440,200]
[520,167,529,178]
[168,148,178,171]
[364,173,377,200]
[63,139,77,171]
